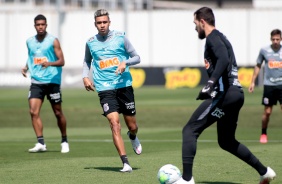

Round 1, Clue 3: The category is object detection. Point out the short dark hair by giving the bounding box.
[94,9,109,19]
[34,14,47,23]
[271,29,281,37]
[194,7,215,26]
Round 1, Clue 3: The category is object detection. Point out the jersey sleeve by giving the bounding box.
[123,36,141,66]
[207,35,229,82]
[256,48,265,65]
[82,43,92,78]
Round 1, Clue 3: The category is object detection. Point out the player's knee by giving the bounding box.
[183,124,196,139]
[29,109,39,118]
[218,140,229,151]
[218,138,237,152]
[128,124,138,133]
[54,110,63,118]
[110,121,121,133]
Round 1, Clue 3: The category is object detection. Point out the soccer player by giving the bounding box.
[175,7,276,184]
[82,9,142,172]
[248,29,282,144]
[21,14,69,153]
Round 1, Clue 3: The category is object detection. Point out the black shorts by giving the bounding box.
[98,86,136,116]
[262,85,282,106]
[28,83,62,104]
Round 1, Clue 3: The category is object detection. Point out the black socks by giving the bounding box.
[120,155,129,165]
[128,132,136,140]
[62,136,68,143]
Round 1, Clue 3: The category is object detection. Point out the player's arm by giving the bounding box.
[197,36,229,100]
[21,63,28,77]
[248,49,264,93]
[42,38,65,67]
[248,63,262,93]
[22,43,29,77]
[208,36,229,83]
[82,43,95,91]
[115,37,140,75]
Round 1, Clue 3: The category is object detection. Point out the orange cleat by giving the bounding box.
[260,134,268,144]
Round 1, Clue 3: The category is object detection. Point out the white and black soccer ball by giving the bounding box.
[157,164,182,184]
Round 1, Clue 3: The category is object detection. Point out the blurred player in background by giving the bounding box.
[82,9,142,172]
[21,14,69,153]
[248,29,282,144]
[175,7,276,184]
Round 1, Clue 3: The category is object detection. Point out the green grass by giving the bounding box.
[0,87,281,184]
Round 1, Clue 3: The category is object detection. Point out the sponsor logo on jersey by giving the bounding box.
[102,79,124,87]
[33,57,48,64]
[268,60,282,68]
[99,57,120,69]
[269,77,282,83]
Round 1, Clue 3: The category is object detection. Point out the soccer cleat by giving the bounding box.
[120,163,132,173]
[260,134,268,144]
[127,131,142,155]
[28,143,47,153]
[174,177,195,184]
[61,142,70,153]
[259,167,276,184]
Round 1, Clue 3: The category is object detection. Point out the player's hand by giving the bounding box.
[83,77,95,92]
[248,83,255,93]
[21,67,28,77]
[41,61,51,68]
[196,80,214,100]
[115,62,126,75]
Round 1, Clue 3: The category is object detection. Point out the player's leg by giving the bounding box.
[118,86,142,155]
[217,86,275,182]
[124,115,138,134]
[48,84,69,153]
[181,99,218,182]
[106,112,126,155]
[123,115,142,155]
[51,103,67,136]
[29,98,44,138]
[51,103,69,153]
[278,85,282,112]
[28,84,47,152]
[106,112,132,172]
[260,106,272,143]
[261,85,275,143]
[98,89,132,172]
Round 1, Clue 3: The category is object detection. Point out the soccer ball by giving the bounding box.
[157,164,182,184]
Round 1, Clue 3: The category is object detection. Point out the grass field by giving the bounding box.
[0,86,281,184]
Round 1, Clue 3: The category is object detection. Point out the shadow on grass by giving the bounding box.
[198,182,241,184]
[84,166,139,172]
[26,150,61,153]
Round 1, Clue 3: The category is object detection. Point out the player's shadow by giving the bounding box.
[84,166,139,172]
[198,182,241,184]
[26,150,60,153]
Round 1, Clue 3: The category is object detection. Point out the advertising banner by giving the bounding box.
[0,67,254,88]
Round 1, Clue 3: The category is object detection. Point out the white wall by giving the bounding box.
[253,0,282,8]
[0,9,282,69]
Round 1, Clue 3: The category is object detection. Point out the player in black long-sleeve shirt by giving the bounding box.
[175,7,276,184]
